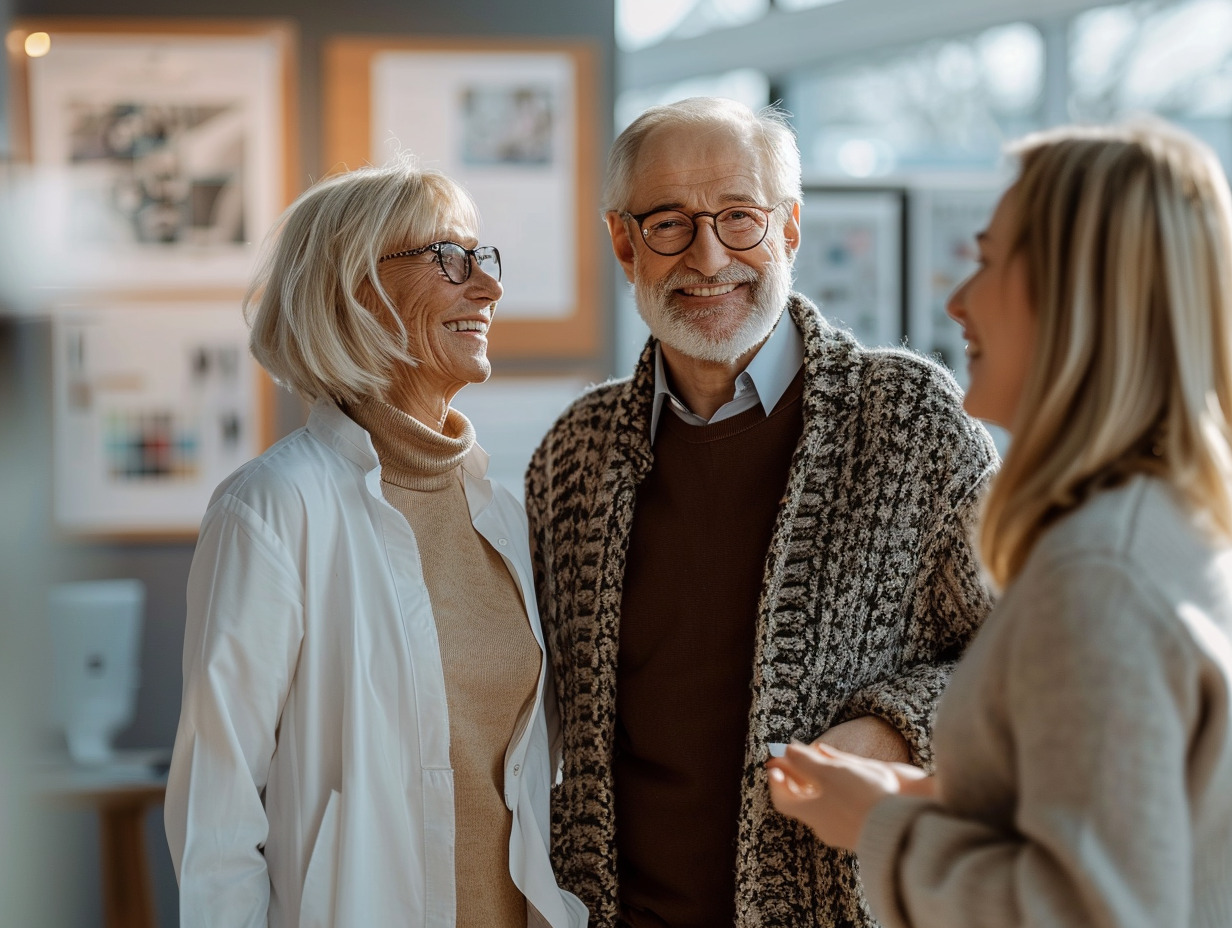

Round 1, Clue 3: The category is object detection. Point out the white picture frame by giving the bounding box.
[51,300,271,539]
[796,188,905,348]
[907,185,1002,383]
[8,19,296,295]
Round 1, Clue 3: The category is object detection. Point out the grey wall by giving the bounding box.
[5,1,615,924]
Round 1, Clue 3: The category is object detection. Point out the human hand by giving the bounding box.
[767,741,933,850]
[814,715,912,763]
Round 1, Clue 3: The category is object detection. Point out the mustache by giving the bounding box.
[658,264,760,291]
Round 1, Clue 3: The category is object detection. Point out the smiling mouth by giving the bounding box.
[679,283,739,298]
[444,320,489,334]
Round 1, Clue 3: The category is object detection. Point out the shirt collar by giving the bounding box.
[649,309,804,438]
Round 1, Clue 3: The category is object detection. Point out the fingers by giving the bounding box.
[766,760,817,796]
[889,765,936,798]
[768,765,818,821]
[783,740,852,779]
[766,740,898,851]
[767,741,854,794]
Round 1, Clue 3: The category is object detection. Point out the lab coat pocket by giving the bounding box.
[299,789,341,928]
[519,717,552,812]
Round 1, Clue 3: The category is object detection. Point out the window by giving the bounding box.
[1070,0,1232,169]
[784,22,1044,177]
[615,69,770,132]
[616,0,770,51]
[774,0,848,10]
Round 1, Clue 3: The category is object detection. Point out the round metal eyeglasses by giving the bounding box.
[378,241,502,284]
[622,202,785,257]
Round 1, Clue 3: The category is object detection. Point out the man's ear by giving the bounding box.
[782,201,801,255]
[605,211,638,283]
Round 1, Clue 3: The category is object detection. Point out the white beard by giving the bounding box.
[633,250,793,364]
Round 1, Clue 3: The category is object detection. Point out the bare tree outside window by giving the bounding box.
[1069,0,1232,121]
[785,23,1044,177]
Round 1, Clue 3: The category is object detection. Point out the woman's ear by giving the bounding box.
[355,273,382,315]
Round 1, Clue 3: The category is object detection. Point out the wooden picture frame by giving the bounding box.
[50,299,274,540]
[6,18,299,298]
[324,36,601,361]
[796,187,906,348]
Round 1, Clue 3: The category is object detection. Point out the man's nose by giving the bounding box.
[682,219,734,278]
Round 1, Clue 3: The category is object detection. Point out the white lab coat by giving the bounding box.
[165,400,587,928]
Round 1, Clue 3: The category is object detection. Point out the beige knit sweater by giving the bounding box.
[859,474,1232,928]
[348,397,539,928]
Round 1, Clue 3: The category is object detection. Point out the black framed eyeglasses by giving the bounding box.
[622,202,786,257]
[378,241,501,284]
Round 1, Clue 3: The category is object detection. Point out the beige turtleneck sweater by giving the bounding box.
[347,397,539,928]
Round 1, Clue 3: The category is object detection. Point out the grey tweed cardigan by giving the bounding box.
[525,294,998,928]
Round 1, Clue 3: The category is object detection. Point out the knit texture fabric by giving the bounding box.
[525,294,999,928]
[349,397,537,928]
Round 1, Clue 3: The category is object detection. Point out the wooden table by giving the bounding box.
[42,755,169,928]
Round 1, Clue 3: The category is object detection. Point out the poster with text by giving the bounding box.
[796,189,904,348]
[52,302,268,538]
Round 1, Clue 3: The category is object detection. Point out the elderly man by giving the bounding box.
[526,97,996,928]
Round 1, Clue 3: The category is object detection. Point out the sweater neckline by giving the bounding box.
[345,396,475,491]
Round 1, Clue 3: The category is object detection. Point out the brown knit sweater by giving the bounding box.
[617,373,805,928]
[347,397,539,928]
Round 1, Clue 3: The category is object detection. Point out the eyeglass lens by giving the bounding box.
[437,243,501,283]
[641,206,770,256]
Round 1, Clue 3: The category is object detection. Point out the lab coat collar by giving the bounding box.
[307,398,492,499]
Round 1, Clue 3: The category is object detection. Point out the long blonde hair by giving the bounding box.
[981,121,1232,587]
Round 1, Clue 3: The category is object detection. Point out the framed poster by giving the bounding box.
[796,188,905,348]
[324,37,600,360]
[6,18,298,295]
[907,186,1002,384]
[51,301,272,539]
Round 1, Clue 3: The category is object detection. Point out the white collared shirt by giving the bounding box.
[650,310,805,439]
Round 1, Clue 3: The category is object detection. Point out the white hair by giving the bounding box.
[602,96,802,214]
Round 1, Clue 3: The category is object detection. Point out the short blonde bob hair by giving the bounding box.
[246,157,480,404]
[981,120,1232,587]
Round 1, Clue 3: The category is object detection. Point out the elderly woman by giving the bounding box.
[165,161,587,928]
[768,121,1232,927]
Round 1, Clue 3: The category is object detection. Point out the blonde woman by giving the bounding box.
[165,161,587,928]
[767,121,1232,927]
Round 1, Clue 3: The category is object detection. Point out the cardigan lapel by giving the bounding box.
[747,295,864,745]
[572,338,658,760]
